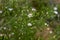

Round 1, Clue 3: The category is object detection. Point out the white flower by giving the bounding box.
[49,31,53,34]
[27,23,32,26]
[54,11,58,14]
[28,13,33,18]
[8,8,13,11]
[5,7,8,8]
[9,34,11,37]
[46,12,48,14]
[9,32,14,37]
[0,34,3,36]
[27,9,29,12]
[11,32,14,35]
[32,8,36,11]
[3,27,7,30]
[22,33,24,35]
[47,27,50,30]
[0,10,3,13]
[54,7,57,10]
[19,37,21,39]
[45,23,48,26]
[53,35,56,38]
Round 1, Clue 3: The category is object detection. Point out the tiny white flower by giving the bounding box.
[46,12,48,14]
[22,33,23,35]
[53,35,56,38]
[28,13,33,18]
[9,32,14,37]
[54,7,57,10]
[54,11,58,14]
[9,34,11,37]
[0,10,3,13]
[0,34,3,36]
[27,9,29,12]
[49,31,53,34]
[5,7,8,8]
[45,23,48,26]
[21,10,24,13]
[19,37,21,39]
[47,27,50,30]
[3,27,7,30]
[8,8,13,11]
[32,8,36,11]
[11,32,14,35]
[27,23,32,26]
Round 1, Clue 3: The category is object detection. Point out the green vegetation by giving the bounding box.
[0,0,60,40]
